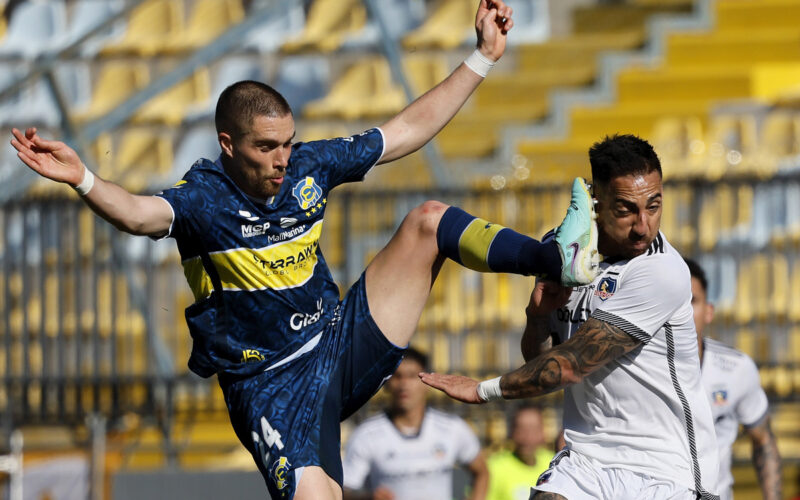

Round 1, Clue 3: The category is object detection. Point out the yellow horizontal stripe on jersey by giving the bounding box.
[182,221,323,301]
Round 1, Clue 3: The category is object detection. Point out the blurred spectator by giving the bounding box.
[343,347,488,500]
[686,258,782,500]
[486,404,554,500]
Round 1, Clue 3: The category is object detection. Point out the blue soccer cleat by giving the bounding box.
[555,177,601,286]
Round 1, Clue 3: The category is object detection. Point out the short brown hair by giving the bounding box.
[215,80,292,137]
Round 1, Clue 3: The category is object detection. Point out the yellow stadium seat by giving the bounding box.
[402,0,473,50]
[282,0,366,53]
[303,58,402,120]
[733,260,753,325]
[757,112,800,176]
[666,30,800,69]
[163,0,244,53]
[133,69,211,126]
[74,62,150,122]
[100,0,184,56]
[102,128,174,192]
[716,0,800,33]
[789,265,800,323]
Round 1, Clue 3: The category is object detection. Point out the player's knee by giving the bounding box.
[405,200,448,238]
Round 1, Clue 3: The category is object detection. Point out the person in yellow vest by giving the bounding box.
[487,404,554,500]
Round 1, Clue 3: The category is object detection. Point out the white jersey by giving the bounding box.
[342,408,481,500]
[701,337,769,499]
[549,232,719,498]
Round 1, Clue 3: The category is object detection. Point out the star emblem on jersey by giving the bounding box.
[594,276,617,301]
[292,176,322,210]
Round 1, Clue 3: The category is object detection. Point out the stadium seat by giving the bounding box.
[274,56,329,114]
[169,125,219,185]
[503,0,549,46]
[73,61,150,123]
[184,56,264,122]
[716,0,800,33]
[62,0,125,57]
[99,0,184,56]
[281,0,366,53]
[666,30,800,70]
[0,77,62,128]
[244,1,305,53]
[117,129,175,192]
[402,0,473,50]
[132,69,211,126]
[303,58,404,119]
[0,0,67,59]
[163,0,245,53]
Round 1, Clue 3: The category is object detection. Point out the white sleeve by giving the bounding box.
[453,418,481,465]
[592,253,690,343]
[342,427,372,490]
[735,356,770,427]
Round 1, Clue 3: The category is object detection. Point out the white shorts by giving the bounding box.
[531,449,698,500]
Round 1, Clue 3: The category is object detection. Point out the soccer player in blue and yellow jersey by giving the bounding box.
[10,2,600,498]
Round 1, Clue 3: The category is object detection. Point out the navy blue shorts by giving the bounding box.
[220,273,405,499]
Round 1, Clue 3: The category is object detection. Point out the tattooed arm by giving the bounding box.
[501,317,641,399]
[420,316,641,402]
[747,416,782,500]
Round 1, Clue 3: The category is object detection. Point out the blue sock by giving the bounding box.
[436,206,562,278]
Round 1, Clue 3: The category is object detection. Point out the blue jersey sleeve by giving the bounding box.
[154,168,216,242]
[294,128,385,188]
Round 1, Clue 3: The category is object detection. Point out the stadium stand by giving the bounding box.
[1,1,800,498]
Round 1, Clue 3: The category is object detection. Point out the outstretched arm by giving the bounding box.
[420,317,641,403]
[377,0,514,164]
[747,416,782,500]
[11,128,173,237]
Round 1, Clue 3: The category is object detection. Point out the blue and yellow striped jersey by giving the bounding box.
[157,128,385,378]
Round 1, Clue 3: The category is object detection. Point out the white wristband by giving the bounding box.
[464,49,495,78]
[476,376,503,402]
[73,165,95,196]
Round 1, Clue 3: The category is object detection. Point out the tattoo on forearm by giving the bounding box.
[502,317,641,399]
[752,421,782,500]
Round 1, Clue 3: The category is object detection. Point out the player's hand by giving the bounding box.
[10,127,85,186]
[475,0,514,62]
[373,486,395,500]
[419,372,483,404]
[526,279,572,318]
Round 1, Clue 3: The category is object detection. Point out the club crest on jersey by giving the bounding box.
[292,177,322,210]
[270,456,292,494]
[712,390,728,405]
[594,277,617,301]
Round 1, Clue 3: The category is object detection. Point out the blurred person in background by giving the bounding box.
[343,347,488,500]
[685,258,781,500]
[486,403,553,500]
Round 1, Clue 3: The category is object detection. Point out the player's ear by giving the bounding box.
[704,302,715,325]
[218,131,234,157]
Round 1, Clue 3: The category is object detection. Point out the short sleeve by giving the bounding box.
[453,418,481,465]
[154,175,213,241]
[735,356,770,428]
[342,427,373,490]
[310,128,385,187]
[592,253,690,343]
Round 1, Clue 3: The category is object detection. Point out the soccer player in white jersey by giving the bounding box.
[421,134,721,500]
[685,258,782,500]
[343,347,487,500]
